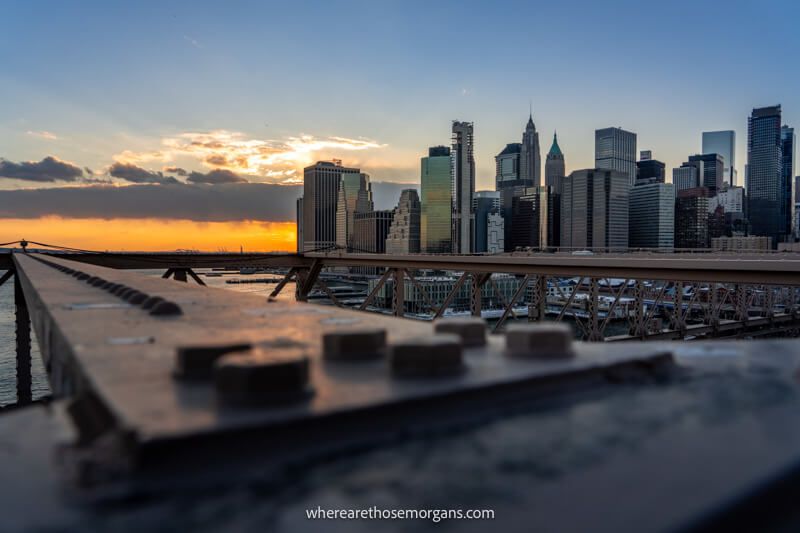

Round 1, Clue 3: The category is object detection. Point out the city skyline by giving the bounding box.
[2,0,799,250]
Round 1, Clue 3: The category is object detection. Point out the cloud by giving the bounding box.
[183,35,202,49]
[186,169,248,184]
[0,183,301,222]
[115,130,386,184]
[164,166,188,176]
[0,156,84,182]
[26,130,58,140]
[108,162,179,184]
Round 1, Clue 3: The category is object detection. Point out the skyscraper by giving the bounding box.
[302,160,361,251]
[520,114,541,188]
[673,165,700,192]
[629,180,674,249]
[702,130,737,186]
[352,210,393,254]
[560,169,629,251]
[421,146,452,253]
[545,132,565,193]
[595,127,637,187]
[335,172,373,248]
[473,191,501,253]
[494,143,523,190]
[781,125,796,243]
[385,189,421,254]
[508,186,550,251]
[747,105,785,246]
[451,121,475,253]
[675,187,710,249]
[296,197,304,253]
[688,153,724,196]
[636,151,665,183]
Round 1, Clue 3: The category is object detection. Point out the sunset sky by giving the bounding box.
[2,0,799,251]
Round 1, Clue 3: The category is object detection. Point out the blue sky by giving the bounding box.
[1,0,798,191]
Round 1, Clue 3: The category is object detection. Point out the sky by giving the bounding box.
[1,0,799,250]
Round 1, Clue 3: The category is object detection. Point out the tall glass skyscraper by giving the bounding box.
[702,130,737,186]
[421,146,452,253]
[494,143,523,190]
[595,127,637,187]
[560,168,629,251]
[335,172,373,248]
[747,105,785,246]
[451,121,475,254]
[781,125,796,243]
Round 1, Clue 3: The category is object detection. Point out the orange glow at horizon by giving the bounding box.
[0,217,297,252]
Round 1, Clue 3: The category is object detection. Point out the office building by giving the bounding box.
[545,132,565,193]
[302,160,362,251]
[495,143,523,190]
[636,151,665,183]
[781,125,796,243]
[688,154,724,196]
[560,169,629,251]
[708,185,745,215]
[702,130,737,186]
[421,146,453,253]
[385,189,421,254]
[295,197,304,253]
[629,180,674,249]
[595,127,637,187]
[747,105,785,246]
[520,114,541,188]
[712,236,770,252]
[451,121,475,254]
[473,191,501,253]
[352,210,393,254]
[507,186,550,251]
[487,212,504,253]
[675,187,710,249]
[673,165,699,192]
[335,172,373,248]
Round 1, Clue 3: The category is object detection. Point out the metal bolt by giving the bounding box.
[322,328,386,361]
[505,323,574,359]
[118,288,136,299]
[215,346,313,405]
[390,334,464,377]
[174,342,253,380]
[112,285,129,296]
[76,273,90,281]
[126,291,148,305]
[150,300,183,316]
[89,277,106,287]
[141,296,165,310]
[434,317,487,347]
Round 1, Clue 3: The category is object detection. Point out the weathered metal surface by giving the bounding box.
[11,254,676,479]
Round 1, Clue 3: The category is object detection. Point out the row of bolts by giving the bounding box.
[42,257,576,407]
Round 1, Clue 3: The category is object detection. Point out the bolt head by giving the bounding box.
[322,328,387,361]
[505,323,574,359]
[390,334,464,377]
[150,300,183,316]
[434,317,486,347]
[174,342,253,380]
[215,346,313,405]
[141,296,164,310]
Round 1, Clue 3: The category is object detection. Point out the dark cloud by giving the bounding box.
[164,166,188,176]
[108,162,179,184]
[186,169,248,184]
[0,183,301,222]
[0,156,84,182]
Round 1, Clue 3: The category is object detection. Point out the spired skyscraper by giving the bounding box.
[520,113,541,188]
[451,121,475,254]
[545,132,565,193]
[421,146,453,253]
[747,105,786,246]
[595,127,637,187]
[702,131,737,187]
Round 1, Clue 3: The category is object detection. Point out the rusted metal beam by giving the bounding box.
[269,267,298,299]
[14,271,31,406]
[359,269,392,311]
[492,275,530,333]
[393,269,405,317]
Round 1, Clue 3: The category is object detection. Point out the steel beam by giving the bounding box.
[14,271,32,406]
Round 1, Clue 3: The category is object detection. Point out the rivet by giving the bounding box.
[390,334,464,377]
[118,288,136,299]
[90,277,106,287]
[505,323,574,359]
[215,346,313,405]
[434,317,487,347]
[322,328,386,361]
[174,342,253,380]
[126,292,148,305]
[76,273,90,281]
[150,301,183,316]
[112,285,129,296]
[141,296,165,310]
